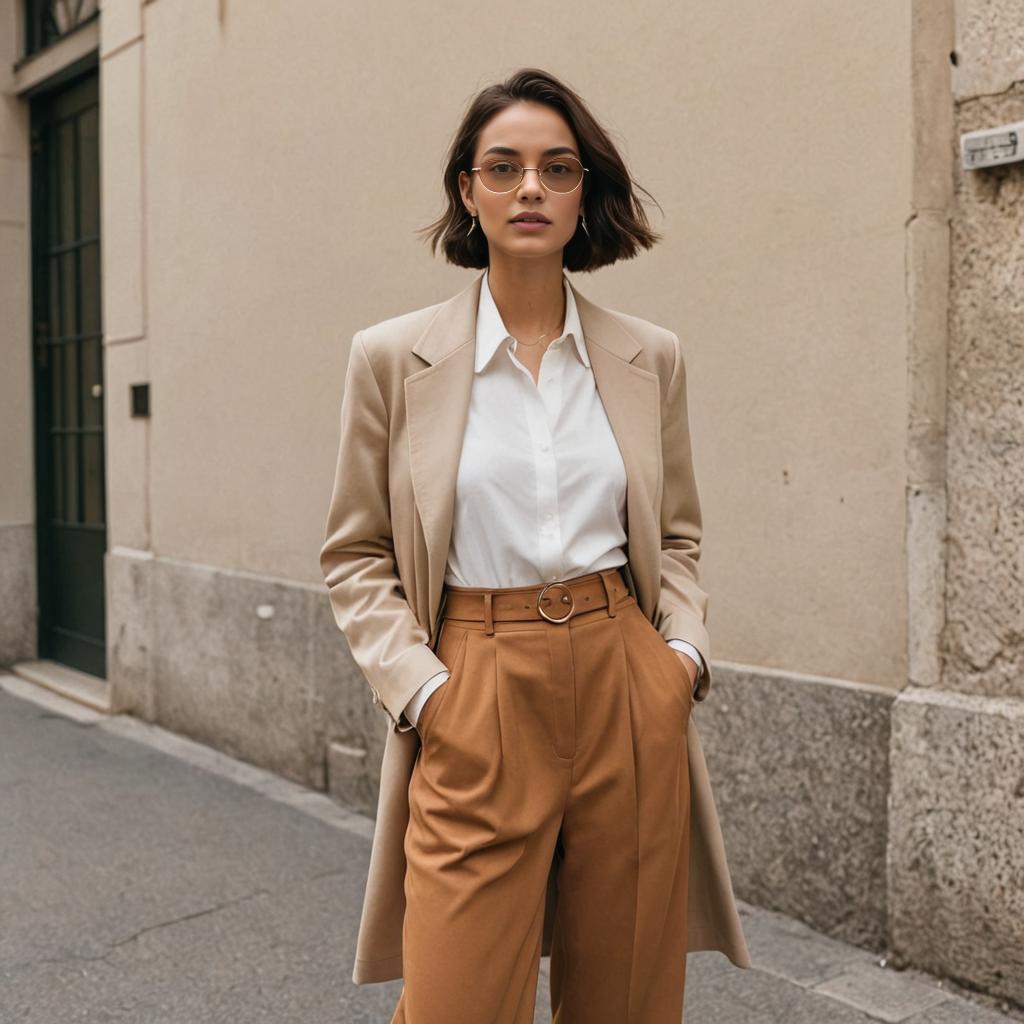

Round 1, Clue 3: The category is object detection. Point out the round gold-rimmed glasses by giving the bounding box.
[470,155,588,195]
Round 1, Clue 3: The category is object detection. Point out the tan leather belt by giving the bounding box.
[441,566,630,634]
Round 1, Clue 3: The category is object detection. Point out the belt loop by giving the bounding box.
[484,591,494,636]
[600,570,617,618]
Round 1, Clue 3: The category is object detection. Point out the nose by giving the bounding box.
[517,167,545,201]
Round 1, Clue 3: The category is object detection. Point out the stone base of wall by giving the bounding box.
[0,523,38,667]
[890,687,1024,1005]
[106,548,388,802]
[704,667,1024,1004]
[698,662,894,953]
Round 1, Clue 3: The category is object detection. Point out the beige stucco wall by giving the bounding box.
[26,0,1024,1000]
[97,0,915,691]
[0,0,32,527]
[0,0,36,664]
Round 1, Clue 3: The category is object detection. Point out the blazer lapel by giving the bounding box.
[405,271,663,638]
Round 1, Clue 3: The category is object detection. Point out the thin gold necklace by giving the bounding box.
[513,320,564,349]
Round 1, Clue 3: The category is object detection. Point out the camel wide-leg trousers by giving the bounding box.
[390,566,694,1024]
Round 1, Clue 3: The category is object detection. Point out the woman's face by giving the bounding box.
[458,101,584,262]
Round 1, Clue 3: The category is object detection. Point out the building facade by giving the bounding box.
[0,0,1020,1004]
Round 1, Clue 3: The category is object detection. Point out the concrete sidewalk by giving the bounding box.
[1,675,1018,1024]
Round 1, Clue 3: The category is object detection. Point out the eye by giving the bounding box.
[544,162,572,175]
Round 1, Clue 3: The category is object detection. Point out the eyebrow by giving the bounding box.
[480,145,579,158]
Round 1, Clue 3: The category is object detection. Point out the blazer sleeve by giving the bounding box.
[653,331,713,702]
[319,330,449,733]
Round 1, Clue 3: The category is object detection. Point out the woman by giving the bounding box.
[319,67,750,1024]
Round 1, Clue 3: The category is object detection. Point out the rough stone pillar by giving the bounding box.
[890,0,1024,1003]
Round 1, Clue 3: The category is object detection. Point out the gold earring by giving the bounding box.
[467,215,477,236]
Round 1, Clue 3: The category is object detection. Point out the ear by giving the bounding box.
[457,171,477,217]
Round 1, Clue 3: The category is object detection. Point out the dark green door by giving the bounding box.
[30,70,106,679]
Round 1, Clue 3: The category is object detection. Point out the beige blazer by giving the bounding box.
[319,269,752,985]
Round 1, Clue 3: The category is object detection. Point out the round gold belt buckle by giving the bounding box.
[537,582,575,623]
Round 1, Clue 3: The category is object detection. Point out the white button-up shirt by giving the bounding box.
[404,270,704,726]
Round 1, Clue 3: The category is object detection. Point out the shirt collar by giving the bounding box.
[474,269,590,373]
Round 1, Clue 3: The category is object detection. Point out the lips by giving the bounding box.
[510,214,551,223]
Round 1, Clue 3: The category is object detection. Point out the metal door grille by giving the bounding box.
[31,69,106,677]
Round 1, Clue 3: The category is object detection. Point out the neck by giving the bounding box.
[486,254,566,338]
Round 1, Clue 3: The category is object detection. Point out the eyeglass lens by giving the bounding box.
[478,156,584,193]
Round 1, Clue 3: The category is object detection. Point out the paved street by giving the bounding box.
[1,676,1018,1024]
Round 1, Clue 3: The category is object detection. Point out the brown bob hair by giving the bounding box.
[418,68,663,273]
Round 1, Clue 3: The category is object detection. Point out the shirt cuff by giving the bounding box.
[403,669,451,727]
[666,638,704,691]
